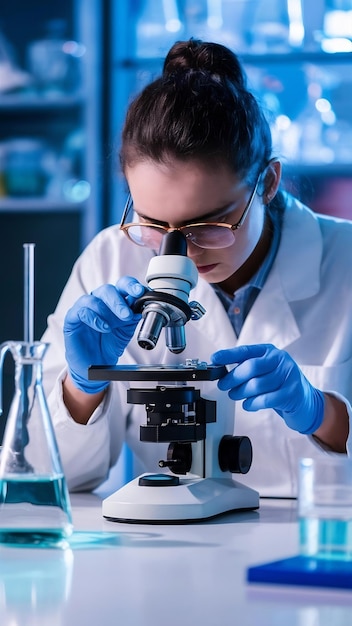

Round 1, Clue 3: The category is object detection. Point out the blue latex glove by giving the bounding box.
[64,276,145,394]
[211,344,325,435]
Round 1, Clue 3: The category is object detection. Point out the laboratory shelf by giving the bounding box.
[0,198,86,212]
[114,50,352,69]
[0,93,85,111]
[282,163,352,176]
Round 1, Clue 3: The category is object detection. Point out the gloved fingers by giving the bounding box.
[115,276,146,305]
[241,388,290,412]
[65,277,145,333]
[211,343,323,433]
[216,345,284,392]
[65,291,133,334]
[223,371,284,402]
[211,344,270,366]
[64,295,109,332]
[77,301,123,332]
[90,281,144,324]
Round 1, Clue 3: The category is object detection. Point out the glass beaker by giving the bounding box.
[0,341,73,546]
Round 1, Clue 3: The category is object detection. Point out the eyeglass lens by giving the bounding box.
[125,223,236,249]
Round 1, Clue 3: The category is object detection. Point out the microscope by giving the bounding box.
[89,231,259,523]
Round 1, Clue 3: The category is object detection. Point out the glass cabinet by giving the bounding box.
[0,0,102,247]
[0,0,103,433]
[109,0,352,223]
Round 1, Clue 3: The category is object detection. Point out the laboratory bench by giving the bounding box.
[0,493,351,626]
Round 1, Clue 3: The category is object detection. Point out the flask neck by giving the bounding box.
[0,341,48,419]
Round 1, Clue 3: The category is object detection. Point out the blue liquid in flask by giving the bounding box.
[0,474,72,546]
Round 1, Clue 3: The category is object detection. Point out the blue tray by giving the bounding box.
[247,555,352,589]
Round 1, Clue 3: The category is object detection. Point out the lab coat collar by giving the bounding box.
[192,197,323,351]
[276,195,322,302]
[240,197,323,347]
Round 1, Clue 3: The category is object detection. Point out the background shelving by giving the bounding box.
[109,1,352,224]
[0,0,103,437]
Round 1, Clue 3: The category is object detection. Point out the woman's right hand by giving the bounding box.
[63,276,145,394]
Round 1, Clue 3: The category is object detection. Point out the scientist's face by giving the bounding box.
[125,159,267,291]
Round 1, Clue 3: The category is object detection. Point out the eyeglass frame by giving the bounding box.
[119,171,262,249]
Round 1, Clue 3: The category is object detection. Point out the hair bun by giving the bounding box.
[162,38,246,89]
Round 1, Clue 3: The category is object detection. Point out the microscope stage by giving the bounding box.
[102,475,259,524]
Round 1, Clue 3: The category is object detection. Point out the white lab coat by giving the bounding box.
[42,195,352,496]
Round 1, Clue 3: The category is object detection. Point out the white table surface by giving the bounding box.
[0,493,351,626]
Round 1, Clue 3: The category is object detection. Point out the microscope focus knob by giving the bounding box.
[218,435,252,474]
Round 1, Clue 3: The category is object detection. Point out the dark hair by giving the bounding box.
[120,39,273,187]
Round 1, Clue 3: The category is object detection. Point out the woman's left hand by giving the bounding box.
[211,343,325,434]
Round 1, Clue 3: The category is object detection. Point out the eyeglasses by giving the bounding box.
[120,173,261,250]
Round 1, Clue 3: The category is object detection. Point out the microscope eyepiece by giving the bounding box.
[158,230,187,256]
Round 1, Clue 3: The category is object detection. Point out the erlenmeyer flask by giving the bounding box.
[0,340,72,546]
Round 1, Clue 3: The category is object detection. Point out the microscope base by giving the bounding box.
[102,475,259,523]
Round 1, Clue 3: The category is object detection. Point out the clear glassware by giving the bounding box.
[26,19,84,96]
[0,340,73,547]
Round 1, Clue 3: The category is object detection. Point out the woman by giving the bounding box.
[42,39,352,494]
